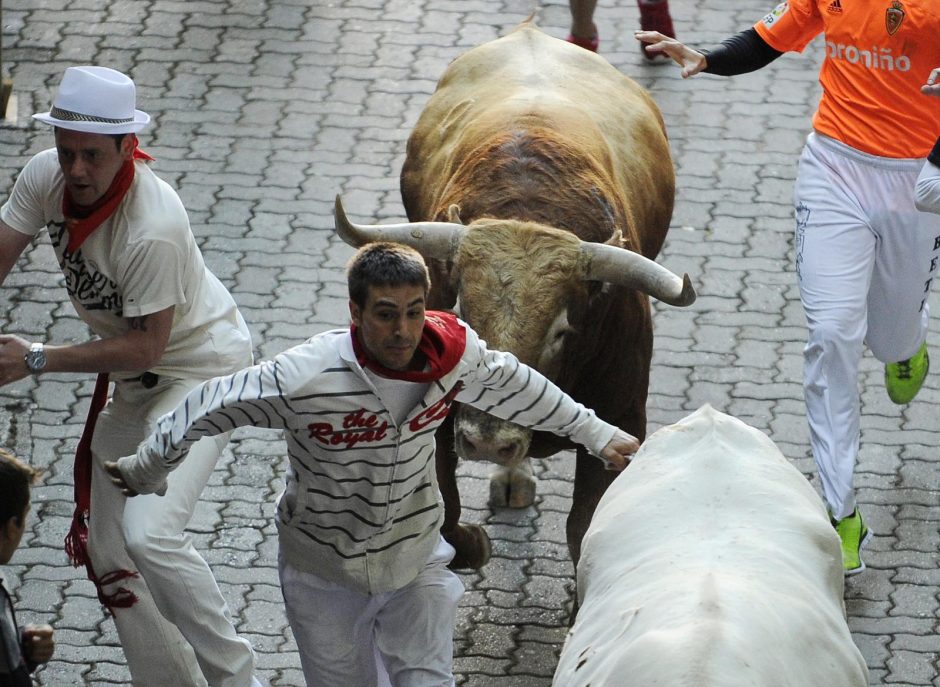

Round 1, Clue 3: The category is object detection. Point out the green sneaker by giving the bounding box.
[885,342,929,404]
[832,509,872,576]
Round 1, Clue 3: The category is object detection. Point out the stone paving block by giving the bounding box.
[885,650,936,685]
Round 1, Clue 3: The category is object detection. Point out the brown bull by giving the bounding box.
[333,21,694,573]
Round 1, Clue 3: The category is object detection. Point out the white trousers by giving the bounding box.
[279,538,464,687]
[794,133,940,519]
[87,375,258,687]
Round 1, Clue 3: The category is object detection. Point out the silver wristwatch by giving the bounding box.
[24,342,47,373]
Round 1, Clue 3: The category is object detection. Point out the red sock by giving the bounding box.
[566,33,600,52]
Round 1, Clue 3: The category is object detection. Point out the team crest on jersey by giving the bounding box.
[885,1,905,35]
[760,1,788,27]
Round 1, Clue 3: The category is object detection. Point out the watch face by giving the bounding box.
[26,346,46,372]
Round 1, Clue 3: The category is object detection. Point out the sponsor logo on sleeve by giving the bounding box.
[761,1,789,27]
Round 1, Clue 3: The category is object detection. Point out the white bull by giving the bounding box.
[554,405,868,687]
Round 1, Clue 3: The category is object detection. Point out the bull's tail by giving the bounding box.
[521,7,539,28]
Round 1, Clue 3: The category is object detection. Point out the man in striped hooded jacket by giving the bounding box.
[106,241,638,687]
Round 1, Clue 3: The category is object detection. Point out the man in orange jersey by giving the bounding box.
[636,1,940,576]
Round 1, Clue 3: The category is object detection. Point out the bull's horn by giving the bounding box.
[334,195,464,260]
[580,241,696,307]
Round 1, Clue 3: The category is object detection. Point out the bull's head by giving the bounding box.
[334,196,694,471]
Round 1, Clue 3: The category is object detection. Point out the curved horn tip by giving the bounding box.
[333,194,365,247]
[672,273,696,307]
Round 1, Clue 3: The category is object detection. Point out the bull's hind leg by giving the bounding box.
[488,458,537,508]
[436,417,492,570]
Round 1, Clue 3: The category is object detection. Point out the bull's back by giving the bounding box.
[401,23,674,250]
[554,406,869,687]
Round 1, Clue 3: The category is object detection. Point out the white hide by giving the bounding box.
[554,405,868,687]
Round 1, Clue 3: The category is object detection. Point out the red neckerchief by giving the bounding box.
[351,311,467,382]
[64,375,140,612]
[62,136,155,253]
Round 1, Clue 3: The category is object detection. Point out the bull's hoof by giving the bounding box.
[444,523,492,570]
[488,466,537,509]
[508,473,537,508]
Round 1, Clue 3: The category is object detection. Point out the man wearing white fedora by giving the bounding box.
[0,66,261,687]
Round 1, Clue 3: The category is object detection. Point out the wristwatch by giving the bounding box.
[24,342,47,374]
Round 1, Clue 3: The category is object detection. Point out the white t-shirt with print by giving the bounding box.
[1,148,251,379]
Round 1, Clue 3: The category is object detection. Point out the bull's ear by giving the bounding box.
[447,204,465,224]
[604,228,627,249]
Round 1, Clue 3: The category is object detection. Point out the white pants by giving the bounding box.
[87,375,258,687]
[794,133,940,519]
[279,538,464,687]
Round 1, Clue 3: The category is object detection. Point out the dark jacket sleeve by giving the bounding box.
[702,28,784,76]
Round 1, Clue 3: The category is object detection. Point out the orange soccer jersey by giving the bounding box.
[754,0,940,159]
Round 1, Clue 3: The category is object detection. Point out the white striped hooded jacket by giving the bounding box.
[124,314,617,595]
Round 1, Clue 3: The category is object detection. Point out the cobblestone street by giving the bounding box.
[2,0,940,684]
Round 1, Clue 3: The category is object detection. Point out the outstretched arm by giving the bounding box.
[459,334,638,471]
[635,27,782,78]
[106,358,295,496]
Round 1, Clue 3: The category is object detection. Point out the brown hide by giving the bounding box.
[451,221,585,366]
[401,24,674,257]
[400,22,674,572]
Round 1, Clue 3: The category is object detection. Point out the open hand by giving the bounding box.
[104,458,168,496]
[104,460,140,497]
[635,31,708,78]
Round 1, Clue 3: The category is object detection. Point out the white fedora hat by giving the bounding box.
[33,66,151,134]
